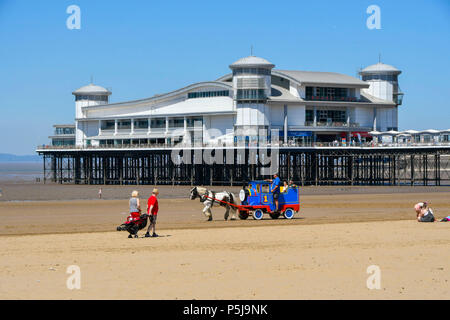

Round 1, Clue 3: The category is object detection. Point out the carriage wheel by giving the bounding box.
[253,209,264,220]
[239,211,249,220]
[269,212,280,219]
[284,208,295,219]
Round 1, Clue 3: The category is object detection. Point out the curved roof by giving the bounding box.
[419,129,440,134]
[273,70,369,88]
[360,62,401,74]
[219,70,369,88]
[81,81,232,110]
[229,56,275,69]
[380,130,399,135]
[270,84,302,102]
[73,83,112,95]
[400,130,419,135]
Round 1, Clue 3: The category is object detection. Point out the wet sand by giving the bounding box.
[0,190,449,235]
[1,182,450,202]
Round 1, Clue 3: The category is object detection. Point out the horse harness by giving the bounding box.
[200,190,232,208]
[200,190,216,205]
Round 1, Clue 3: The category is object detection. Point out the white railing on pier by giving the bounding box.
[37,141,450,151]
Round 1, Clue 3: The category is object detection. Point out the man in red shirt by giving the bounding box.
[145,188,159,237]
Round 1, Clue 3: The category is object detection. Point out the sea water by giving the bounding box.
[0,162,43,183]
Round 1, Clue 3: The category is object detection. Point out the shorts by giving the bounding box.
[420,214,435,222]
[149,214,157,224]
[273,192,280,200]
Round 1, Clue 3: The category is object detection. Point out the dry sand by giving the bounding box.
[0,185,449,299]
[0,221,449,300]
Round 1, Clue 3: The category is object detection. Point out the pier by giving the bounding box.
[37,145,450,186]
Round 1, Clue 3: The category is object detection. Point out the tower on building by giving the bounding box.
[72,83,111,145]
[72,83,112,119]
[359,62,403,105]
[229,56,275,141]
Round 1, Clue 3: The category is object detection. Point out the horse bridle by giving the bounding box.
[192,187,209,203]
[190,187,198,200]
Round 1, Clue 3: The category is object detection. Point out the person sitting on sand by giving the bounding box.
[414,202,435,222]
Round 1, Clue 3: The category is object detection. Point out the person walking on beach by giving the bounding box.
[145,188,159,238]
[128,190,141,238]
[98,188,102,199]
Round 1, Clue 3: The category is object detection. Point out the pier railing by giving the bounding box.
[37,141,450,150]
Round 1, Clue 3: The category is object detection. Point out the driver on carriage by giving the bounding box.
[265,173,281,213]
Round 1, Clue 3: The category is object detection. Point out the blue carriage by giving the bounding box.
[238,181,300,220]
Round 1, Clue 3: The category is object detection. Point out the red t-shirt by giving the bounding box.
[147,195,159,215]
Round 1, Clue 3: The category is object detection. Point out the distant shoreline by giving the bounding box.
[0,162,42,185]
[0,153,41,163]
[0,161,41,163]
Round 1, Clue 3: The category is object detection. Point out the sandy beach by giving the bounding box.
[0,221,449,300]
[1,185,450,235]
[0,183,449,299]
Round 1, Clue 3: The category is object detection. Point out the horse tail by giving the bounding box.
[229,192,236,210]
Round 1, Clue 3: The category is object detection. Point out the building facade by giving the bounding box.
[53,56,404,147]
[49,124,76,146]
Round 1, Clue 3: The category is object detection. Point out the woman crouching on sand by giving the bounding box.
[414,202,435,222]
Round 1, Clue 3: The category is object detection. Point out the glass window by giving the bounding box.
[151,118,166,129]
[169,118,184,128]
[186,117,203,127]
[232,68,270,76]
[133,119,148,129]
[54,127,75,135]
[118,120,131,129]
[305,110,314,122]
[102,121,115,130]
[315,109,346,123]
[236,89,266,101]
[306,87,348,100]
[188,90,229,99]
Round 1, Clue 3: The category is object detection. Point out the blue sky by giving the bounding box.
[0,0,449,154]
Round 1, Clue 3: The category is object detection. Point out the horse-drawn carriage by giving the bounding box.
[190,181,300,221]
[238,181,300,220]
